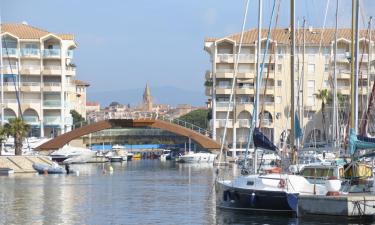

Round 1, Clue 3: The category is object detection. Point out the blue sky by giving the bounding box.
[2,0,375,106]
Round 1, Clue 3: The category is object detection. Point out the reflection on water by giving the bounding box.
[0,160,373,225]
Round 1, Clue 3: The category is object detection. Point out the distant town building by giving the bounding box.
[1,23,89,137]
[86,102,101,114]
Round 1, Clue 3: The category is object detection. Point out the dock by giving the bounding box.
[0,156,54,173]
[298,194,375,218]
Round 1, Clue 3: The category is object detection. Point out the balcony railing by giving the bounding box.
[22,65,41,71]
[217,119,233,127]
[4,116,16,121]
[43,82,61,87]
[3,65,18,71]
[237,101,252,105]
[238,119,250,127]
[44,116,61,124]
[217,54,233,62]
[260,118,273,126]
[4,99,17,104]
[44,65,61,70]
[21,82,40,87]
[2,48,18,56]
[23,99,41,104]
[23,116,39,123]
[237,84,253,89]
[4,82,15,86]
[43,100,61,107]
[21,48,40,57]
[216,102,234,108]
[238,54,254,62]
[216,69,234,73]
[43,49,61,57]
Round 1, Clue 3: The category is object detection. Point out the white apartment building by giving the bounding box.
[204,28,374,156]
[0,23,88,137]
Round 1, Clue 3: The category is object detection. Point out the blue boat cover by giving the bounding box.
[253,128,278,151]
[348,128,375,155]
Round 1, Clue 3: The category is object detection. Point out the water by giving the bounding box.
[0,160,373,225]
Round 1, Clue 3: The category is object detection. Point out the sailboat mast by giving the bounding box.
[366,17,372,115]
[350,0,360,133]
[333,0,339,148]
[290,0,296,146]
[0,16,4,126]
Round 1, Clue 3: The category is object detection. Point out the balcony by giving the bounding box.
[43,100,61,108]
[2,65,18,74]
[236,86,254,95]
[21,48,40,58]
[216,69,234,78]
[332,54,350,63]
[23,116,39,125]
[20,82,41,92]
[337,70,351,79]
[238,54,255,63]
[44,116,61,125]
[65,66,76,76]
[216,86,232,95]
[43,49,61,58]
[21,65,41,75]
[238,119,250,128]
[237,71,254,79]
[4,116,16,122]
[216,102,234,111]
[43,65,61,75]
[205,70,212,80]
[2,48,18,57]
[66,50,74,58]
[216,119,233,128]
[216,54,234,63]
[43,82,61,92]
[3,82,16,91]
[260,118,273,127]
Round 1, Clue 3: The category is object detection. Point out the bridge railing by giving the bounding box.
[75,111,212,138]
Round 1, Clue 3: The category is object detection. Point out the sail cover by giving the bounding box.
[253,128,277,151]
[348,128,375,155]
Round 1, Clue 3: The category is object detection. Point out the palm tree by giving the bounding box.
[5,118,30,155]
[0,126,7,156]
[316,89,329,142]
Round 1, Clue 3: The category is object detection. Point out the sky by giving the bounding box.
[2,0,375,106]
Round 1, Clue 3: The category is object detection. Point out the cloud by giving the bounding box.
[203,8,218,26]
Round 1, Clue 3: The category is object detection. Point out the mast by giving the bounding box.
[366,17,372,117]
[350,0,359,133]
[333,0,339,148]
[290,0,296,146]
[0,16,3,127]
[252,0,262,173]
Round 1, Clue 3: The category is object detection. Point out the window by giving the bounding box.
[247,181,254,186]
[277,80,282,87]
[323,80,329,88]
[324,64,329,72]
[277,64,282,72]
[276,96,282,104]
[308,55,315,62]
[308,64,315,74]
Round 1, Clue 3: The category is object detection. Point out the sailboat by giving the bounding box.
[215,0,336,213]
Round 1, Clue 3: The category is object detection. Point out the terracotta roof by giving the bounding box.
[86,102,100,106]
[206,28,375,45]
[73,80,90,86]
[1,23,74,40]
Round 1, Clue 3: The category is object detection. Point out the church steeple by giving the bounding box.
[143,83,153,111]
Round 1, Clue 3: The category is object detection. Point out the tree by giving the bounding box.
[0,126,7,156]
[70,110,85,128]
[316,89,329,142]
[4,118,30,155]
[109,101,121,107]
[179,109,209,129]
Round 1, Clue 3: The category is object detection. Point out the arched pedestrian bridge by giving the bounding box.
[36,118,221,151]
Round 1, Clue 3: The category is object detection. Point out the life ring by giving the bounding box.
[278,179,286,189]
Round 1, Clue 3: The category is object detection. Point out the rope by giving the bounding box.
[216,0,250,177]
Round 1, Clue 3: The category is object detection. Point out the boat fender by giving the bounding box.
[278,179,286,189]
[250,192,256,206]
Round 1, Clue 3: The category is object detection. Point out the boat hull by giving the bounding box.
[215,180,296,213]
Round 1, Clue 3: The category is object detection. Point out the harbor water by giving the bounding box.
[0,160,374,225]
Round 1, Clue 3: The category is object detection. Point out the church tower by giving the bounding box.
[143,83,153,111]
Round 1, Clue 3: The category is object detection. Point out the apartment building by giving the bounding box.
[1,23,89,137]
[204,28,374,156]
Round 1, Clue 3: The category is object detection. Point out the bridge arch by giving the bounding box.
[36,119,221,151]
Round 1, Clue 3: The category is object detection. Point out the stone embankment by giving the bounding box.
[0,156,53,173]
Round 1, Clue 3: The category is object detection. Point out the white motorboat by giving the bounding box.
[160,149,173,161]
[51,145,94,163]
[107,145,128,162]
[63,151,96,164]
[177,152,216,163]
[216,173,330,213]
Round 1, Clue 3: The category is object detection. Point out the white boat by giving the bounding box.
[160,149,173,161]
[177,152,216,163]
[63,151,96,164]
[107,145,129,162]
[51,145,94,163]
[216,173,330,212]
